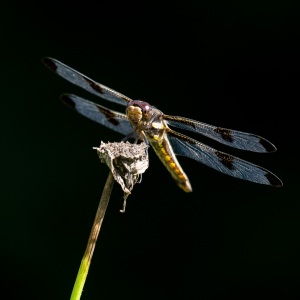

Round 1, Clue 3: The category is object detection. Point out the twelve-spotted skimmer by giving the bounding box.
[43,57,282,191]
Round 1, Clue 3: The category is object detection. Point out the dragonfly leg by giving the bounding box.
[122,130,136,142]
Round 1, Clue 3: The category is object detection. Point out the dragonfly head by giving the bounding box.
[128,100,151,113]
[127,100,152,125]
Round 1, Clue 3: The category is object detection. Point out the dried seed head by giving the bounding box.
[93,141,149,212]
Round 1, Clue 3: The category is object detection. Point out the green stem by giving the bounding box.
[70,171,115,300]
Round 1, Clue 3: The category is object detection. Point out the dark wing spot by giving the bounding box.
[84,77,104,94]
[60,94,76,109]
[97,107,120,126]
[259,138,276,153]
[215,151,235,170]
[265,172,283,187]
[214,127,233,142]
[42,57,58,72]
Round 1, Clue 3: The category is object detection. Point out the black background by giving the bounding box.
[1,1,299,299]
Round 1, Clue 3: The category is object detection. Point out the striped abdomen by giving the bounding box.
[146,132,192,192]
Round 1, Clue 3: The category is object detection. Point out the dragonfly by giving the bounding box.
[42,57,283,192]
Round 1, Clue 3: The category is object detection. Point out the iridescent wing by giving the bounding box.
[42,57,132,106]
[60,94,134,136]
[164,115,276,153]
[167,128,282,187]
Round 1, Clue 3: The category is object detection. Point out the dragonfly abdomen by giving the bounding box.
[147,133,192,193]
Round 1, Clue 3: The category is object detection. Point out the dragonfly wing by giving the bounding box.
[60,94,134,137]
[165,115,276,153]
[167,129,282,187]
[43,57,132,106]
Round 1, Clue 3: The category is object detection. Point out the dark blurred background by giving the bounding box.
[1,1,299,299]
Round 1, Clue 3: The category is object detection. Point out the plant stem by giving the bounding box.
[70,171,115,300]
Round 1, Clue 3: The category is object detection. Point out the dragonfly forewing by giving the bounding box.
[165,115,276,153]
[43,57,132,106]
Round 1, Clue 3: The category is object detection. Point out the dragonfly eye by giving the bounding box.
[140,102,151,114]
